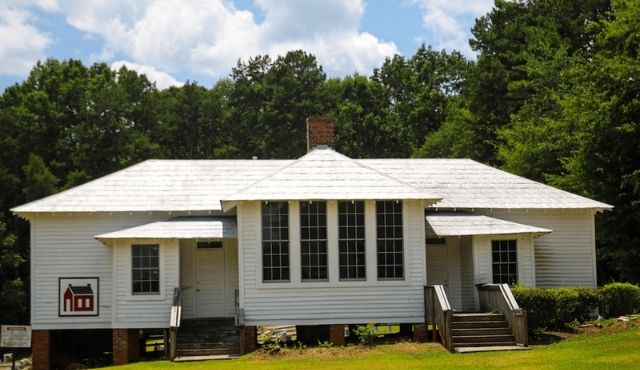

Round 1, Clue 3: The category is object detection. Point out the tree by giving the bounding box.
[228,50,328,159]
[467,0,610,164]
[373,45,471,156]
[497,0,640,283]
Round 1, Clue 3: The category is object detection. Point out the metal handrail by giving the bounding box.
[477,284,528,346]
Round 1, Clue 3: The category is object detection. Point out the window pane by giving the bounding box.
[262,202,290,282]
[491,240,518,285]
[132,244,160,295]
[376,201,404,280]
[338,201,366,280]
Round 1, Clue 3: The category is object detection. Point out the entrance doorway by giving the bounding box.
[195,246,226,318]
[180,240,238,319]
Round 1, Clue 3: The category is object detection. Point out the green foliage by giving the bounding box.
[260,336,282,355]
[512,286,596,331]
[599,283,640,317]
[317,340,334,348]
[0,218,27,324]
[514,284,640,332]
[353,323,383,346]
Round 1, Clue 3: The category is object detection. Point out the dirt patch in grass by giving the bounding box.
[576,314,640,335]
[249,341,442,361]
[530,314,640,345]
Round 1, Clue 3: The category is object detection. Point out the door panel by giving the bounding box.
[426,243,449,289]
[196,247,226,318]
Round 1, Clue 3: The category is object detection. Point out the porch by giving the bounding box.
[423,212,549,352]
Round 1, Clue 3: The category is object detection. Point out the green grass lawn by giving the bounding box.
[114,326,640,370]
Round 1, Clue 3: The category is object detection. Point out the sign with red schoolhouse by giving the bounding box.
[58,277,99,316]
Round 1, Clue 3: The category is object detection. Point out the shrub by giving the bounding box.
[261,337,282,355]
[575,287,600,321]
[512,286,597,332]
[353,323,382,346]
[599,282,640,318]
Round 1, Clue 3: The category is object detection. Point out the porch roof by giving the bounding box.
[425,212,552,237]
[94,216,237,240]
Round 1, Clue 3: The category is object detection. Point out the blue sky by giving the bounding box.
[0,0,494,91]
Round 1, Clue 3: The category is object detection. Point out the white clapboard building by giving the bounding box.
[12,117,611,369]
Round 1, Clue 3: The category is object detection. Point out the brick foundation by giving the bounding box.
[306,117,336,151]
[112,329,139,365]
[412,324,427,342]
[240,326,257,354]
[32,330,50,370]
[329,325,346,346]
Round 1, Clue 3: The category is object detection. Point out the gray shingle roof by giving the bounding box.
[11,152,612,213]
[426,212,552,237]
[12,159,289,213]
[223,148,439,202]
[361,159,611,210]
[95,216,237,240]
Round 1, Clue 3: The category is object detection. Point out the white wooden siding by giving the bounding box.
[459,236,475,311]
[481,210,596,287]
[30,213,168,330]
[180,240,196,319]
[472,234,535,288]
[239,200,427,325]
[225,239,239,317]
[112,238,178,328]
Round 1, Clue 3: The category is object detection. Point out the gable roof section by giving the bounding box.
[426,212,552,237]
[222,148,440,202]
[361,159,612,210]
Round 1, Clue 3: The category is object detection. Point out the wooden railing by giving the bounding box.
[477,284,528,346]
[424,285,454,352]
[168,287,182,361]
[234,289,244,326]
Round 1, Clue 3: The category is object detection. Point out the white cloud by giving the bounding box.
[412,0,493,57]
[57,0,397,77]
[111,60,183,89]
[0,4,52,75]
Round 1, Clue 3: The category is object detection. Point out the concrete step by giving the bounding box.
[454,341,518,347]
[451,327,512,336]
[455,345,529,353]
[453,334,516,344]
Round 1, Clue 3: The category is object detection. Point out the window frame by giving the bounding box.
[491,239,518,285]
[131,244,161,295]
[261,201,291,283]
[338,200,366,281]
[376,200,404,280]
[300,201,328,282]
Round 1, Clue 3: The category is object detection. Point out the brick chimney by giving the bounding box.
[306,117,336,152]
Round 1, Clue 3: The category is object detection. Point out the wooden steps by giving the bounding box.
[176,318,241,358]
[451,313,526,352]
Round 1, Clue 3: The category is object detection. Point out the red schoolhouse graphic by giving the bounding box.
[63,283,95,312]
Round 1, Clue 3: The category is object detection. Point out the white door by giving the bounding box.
[195,247,226,318]
[426,243,449,291]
